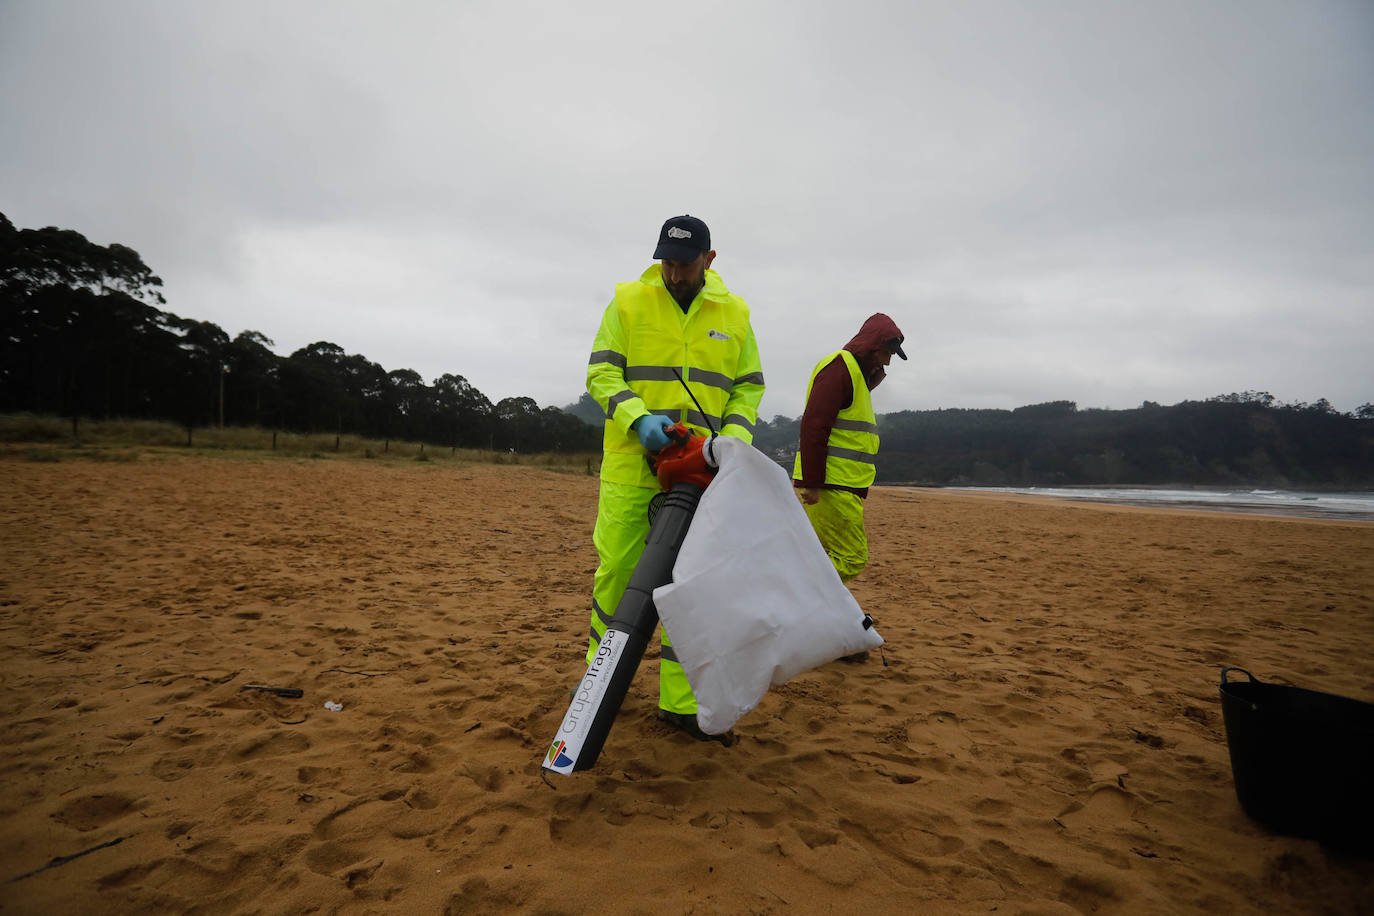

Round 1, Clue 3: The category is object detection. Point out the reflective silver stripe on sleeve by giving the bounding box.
[832,418,880,434]
[720,413,756,434]
[625,366,682,383]
[733,371,765,386]
[659,644,680,665]
[589,349,626,369]
[827,445,877,464]
[606,389,638,418]
[688,368,733,392]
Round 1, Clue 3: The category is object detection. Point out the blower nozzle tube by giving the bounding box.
[542,482,704,774]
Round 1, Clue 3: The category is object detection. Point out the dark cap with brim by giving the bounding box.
[890,338,908,360]
[653,214,711,262]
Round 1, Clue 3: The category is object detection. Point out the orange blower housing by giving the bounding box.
[648,423,716,491]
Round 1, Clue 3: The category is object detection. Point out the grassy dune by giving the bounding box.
[0,413,600,473]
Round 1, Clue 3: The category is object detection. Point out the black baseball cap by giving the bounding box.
[653,215,711,262]
[889,337,908,360]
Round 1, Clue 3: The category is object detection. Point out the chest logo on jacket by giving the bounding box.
[708,329,731,341]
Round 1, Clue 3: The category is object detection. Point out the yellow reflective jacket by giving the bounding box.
[587,265,765,488]
[792,349,878,489]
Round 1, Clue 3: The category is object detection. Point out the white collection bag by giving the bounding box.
[652,436,883,734]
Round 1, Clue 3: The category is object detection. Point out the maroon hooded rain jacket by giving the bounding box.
[794,312,905,497]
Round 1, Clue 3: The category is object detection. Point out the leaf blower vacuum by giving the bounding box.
[542,422,717,775]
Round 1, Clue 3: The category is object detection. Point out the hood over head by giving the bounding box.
[844,313,906,389]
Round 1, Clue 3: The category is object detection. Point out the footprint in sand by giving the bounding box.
[97,861,158,889]
[297,764,342,785]
[304,840,371,876]
[905,710,974,756]
[51,792,143,831]
[795,823,840,849]
[230,730,310,761]
[1058,785,1136,832]
[460,760,503,790]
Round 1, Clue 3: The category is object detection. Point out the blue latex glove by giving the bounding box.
[634,414,675,451]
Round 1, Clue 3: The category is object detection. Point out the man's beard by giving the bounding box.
[666,279,702,310]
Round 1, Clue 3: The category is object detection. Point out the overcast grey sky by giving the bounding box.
[3,1,1371,419]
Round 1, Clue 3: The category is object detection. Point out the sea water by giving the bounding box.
[950,487,1374,522]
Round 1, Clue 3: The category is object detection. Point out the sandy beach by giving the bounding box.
[1,451,1371,914]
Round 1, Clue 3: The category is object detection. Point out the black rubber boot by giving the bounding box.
[657,709,735,746]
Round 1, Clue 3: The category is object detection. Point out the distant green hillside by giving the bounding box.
[748,395,1374,488]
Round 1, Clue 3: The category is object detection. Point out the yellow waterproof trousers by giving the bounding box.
[586,479,697,714]
[804,488,869,582]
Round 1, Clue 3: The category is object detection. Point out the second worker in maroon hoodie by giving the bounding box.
[792,313,907,596]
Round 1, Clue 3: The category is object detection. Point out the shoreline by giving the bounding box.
[890,484,1374,523]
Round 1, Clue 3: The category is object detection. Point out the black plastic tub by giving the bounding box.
[1218,667,1374,847]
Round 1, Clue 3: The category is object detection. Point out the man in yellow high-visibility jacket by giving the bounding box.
[793,314,906,643]
[585,215,765,744]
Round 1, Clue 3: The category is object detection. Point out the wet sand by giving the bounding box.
[1,452,1371,913]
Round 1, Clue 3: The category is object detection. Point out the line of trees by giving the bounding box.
[1,213,598,452]
[570,390,1374,487]
[738,395,1374,488]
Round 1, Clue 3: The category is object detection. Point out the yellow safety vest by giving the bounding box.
[587,265,765,488]
[792,349,879,489]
